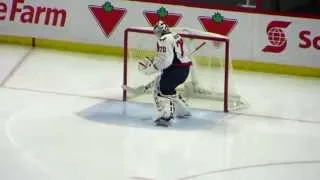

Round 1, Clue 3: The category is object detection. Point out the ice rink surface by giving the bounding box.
[0,44,320,180]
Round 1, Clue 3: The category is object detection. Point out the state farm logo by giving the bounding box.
[0,0,67,27]
[262,21,291,53]
[89,2,127,38]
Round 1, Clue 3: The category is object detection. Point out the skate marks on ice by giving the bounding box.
[78,100,227,130]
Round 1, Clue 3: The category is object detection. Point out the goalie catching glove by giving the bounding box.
[138,57,159,75]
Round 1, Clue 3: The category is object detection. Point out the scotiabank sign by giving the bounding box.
[262,21,291,53]
[299,31,320,50]
[0,0,67,27]
[263,20,319,53]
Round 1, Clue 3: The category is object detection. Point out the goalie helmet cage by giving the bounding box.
[122,27,231,113]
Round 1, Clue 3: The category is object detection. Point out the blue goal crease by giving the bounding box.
[77,100,228,130]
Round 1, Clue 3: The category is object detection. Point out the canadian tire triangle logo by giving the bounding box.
[89,2,127,38]
[143,7,182,27]
[198,12,238,36]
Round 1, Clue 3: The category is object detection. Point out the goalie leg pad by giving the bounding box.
[152,67,191,119]
[153,93,175,120]
[174,94,191,118]
[153,76,190,119]
[153,76,175,120]
[154,91,190,119]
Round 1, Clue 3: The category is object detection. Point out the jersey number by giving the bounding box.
[157,43,166,53]
[176,39,184,57]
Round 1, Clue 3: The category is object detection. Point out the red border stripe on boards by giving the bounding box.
[129,0,320,20]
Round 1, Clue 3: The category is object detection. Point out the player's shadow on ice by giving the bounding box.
[77,100,228,130]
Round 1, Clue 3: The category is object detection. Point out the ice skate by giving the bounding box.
[154,117,172,127]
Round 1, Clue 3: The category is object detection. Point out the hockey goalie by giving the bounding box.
[136,21,192,127]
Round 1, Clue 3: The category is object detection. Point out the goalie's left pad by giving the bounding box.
[138,57,159,75]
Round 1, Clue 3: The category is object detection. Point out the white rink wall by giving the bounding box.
[0,0,319,67]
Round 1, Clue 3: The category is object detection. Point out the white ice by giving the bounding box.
[0,44,320,180]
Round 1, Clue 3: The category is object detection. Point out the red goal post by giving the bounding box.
[122,26,231,112]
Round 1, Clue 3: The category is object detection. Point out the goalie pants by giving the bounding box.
[153,66,190,119]
[159,66,190,95]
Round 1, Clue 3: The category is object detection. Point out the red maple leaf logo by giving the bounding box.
[143,7,182,27]
[89,2,127,38]
[198,12,238,36]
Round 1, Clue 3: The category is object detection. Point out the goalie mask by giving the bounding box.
[153,21,170,38]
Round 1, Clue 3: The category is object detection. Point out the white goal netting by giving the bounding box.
[122,27,247,112]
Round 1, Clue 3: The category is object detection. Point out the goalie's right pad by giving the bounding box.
[152,77,190,119]
[137,57,158,75]
[175,94,191,118]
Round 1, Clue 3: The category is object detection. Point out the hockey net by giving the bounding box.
[122,27,246,112]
